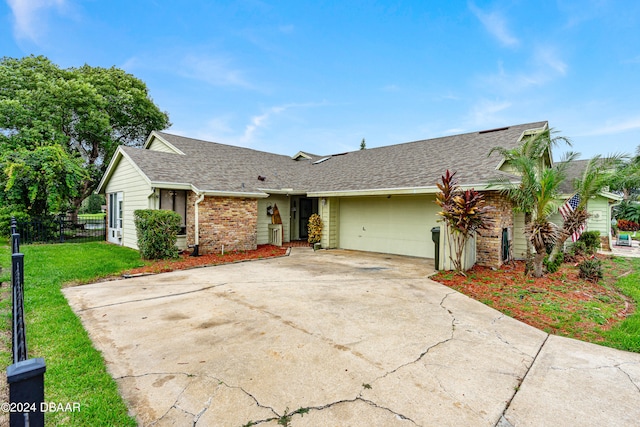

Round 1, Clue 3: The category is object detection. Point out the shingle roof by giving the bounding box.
[556,159,590,195]
[117,121,549,195]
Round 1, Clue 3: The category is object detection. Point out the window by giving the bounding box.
[160,189,187,234]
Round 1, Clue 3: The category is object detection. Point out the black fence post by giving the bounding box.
[7,217,46,427]
[11,217,19,254]
[59,215,65,243]
[7,359,46,427]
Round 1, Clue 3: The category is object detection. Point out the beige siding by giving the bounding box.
[147,137,181,154]
[338,195,439,258]
[257,196,291,244]
[551,195,613,247]
[584,196,612,236]
[104,157,153,249]
[513,212,527,259]
[320,197,340,248]
[439,230,476,271]
[514,195,614,257]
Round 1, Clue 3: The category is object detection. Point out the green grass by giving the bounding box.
[77,213,106,220]
[2,242,146,426]
[601,257,640,352]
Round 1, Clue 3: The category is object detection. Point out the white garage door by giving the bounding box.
[338,195,439,258]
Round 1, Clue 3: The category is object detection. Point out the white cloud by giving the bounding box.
[580,116,640,137]
[178,54,252,89]
[469,2,519,47]
[468,99,512,126]
[534,47,568,76]
[121,51,255,90]
[479,46,568,94]
[7,0,67,42]
[240,105,288,144]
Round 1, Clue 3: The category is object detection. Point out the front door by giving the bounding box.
[299,198,313,239]
[108,192,123,244]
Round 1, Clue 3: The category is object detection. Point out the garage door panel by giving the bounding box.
[339,196,439,258]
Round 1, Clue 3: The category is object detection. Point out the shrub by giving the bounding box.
[578,230,601,254]
[134,209,182,260]
[544,253,564,273]
[307,213,323,244]
[618,219,640,231]
[578,258,603,283]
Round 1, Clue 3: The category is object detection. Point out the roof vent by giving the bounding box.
[313,157,330,165]
[258,175,266,181]
[478,126,509,134]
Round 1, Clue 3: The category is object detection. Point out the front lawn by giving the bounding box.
[1,242,146,426]
[432,255,640,352]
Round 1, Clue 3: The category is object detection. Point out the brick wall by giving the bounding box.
[186,193,258,254]
[476,191,514,268]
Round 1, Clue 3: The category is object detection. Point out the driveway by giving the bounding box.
[64,248,640,426]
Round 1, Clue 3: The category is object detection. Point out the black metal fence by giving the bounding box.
[6,218,46,427]
[15,214,106,244]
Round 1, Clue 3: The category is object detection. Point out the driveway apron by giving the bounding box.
[63,248,640,426]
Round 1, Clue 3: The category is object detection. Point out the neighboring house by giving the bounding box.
[97,121,554,269]
[553,159,621,250]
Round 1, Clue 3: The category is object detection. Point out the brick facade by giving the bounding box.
[476,191,514,268]
[186,193,258,254]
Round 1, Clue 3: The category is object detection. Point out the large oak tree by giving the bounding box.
[0,55,170,219]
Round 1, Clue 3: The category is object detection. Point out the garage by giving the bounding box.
[338,195,440,258]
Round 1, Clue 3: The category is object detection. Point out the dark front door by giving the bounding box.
[299,198,313,239]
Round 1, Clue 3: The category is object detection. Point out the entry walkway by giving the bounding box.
[63,249,640,426]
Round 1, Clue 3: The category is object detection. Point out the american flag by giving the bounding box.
[559,193,585,242]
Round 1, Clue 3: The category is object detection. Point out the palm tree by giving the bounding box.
[527,159,576,276]
[489,128,574,277]
[547,154,623,264]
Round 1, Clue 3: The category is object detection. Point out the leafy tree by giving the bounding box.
[360,138,366,150]
[0,55,170,215]
[0,145,88,220]
[436,170,490,274]
[609,145,640,200]
[489,128,575,277]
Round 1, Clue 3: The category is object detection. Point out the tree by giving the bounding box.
[436,170,490,274]
[609,145,640,200]
[0,55,170,215]
[360,138,366,150]
[0,145,88,220]
[489,129,575,277]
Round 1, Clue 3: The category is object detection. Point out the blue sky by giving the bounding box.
[2,1,639,160]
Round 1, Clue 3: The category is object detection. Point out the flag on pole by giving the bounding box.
[559,193,585,242]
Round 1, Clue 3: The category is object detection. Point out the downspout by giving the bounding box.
[191,192,205,256]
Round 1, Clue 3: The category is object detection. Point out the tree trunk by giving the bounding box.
[533,250,545,278]
[524,212,533,275]
[547,228,571,264]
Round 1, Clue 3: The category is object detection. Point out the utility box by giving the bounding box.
[431,226,440,270]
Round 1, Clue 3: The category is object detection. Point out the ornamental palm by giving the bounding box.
[489,128,574,276]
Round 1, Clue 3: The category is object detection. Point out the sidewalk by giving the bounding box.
[604,237,640,258]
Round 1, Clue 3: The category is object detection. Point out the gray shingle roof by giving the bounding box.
[121,121,549,195]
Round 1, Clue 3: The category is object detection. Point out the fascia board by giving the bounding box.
[307,183,509,198]
[191,184,269,199]
[96,147,152,193]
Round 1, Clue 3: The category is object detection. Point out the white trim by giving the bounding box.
[143,131,186,155]
[307,183,513,198]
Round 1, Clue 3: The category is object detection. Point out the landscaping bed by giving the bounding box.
[123,244,288,275]
[432,254,640,351]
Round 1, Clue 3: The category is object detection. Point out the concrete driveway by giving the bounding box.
[63,248,640,426]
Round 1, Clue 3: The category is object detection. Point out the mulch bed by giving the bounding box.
[124,244,288,275]
[431,254,634,342]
